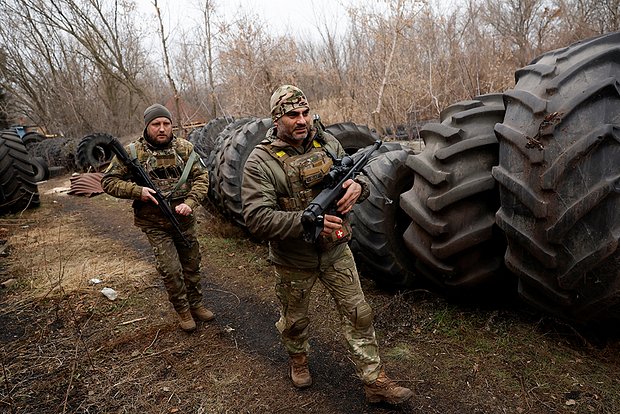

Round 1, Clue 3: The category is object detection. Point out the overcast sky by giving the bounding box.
[137,0,460,43]
[220,0,353,38]
[138,0,354,42]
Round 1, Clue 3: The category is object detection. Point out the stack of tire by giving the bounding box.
[204,117,381,229]
[27,135,81,175]
[348,32,620,328]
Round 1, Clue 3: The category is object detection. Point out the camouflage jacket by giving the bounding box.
[101,135,209,223]
[241,126,369,268]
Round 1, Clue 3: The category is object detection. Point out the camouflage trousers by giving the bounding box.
[140,222,203,313]
[274,246,382,384]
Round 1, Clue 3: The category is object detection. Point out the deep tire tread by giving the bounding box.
[493,32,620,324]
[399,94,507,291]
[349,147,417,287]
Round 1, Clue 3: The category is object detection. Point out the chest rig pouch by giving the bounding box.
[130,143,193,201]
[266,140,333,211]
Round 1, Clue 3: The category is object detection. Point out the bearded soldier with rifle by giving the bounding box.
[241,85,413,405]
[101,104,214,332]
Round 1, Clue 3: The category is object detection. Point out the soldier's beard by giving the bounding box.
[144,130,173,148]
[277,127,310,145]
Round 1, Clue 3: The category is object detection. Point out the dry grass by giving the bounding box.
[7,214,154,299]
[1,175,620,414]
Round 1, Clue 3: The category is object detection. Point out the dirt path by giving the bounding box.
[1,174,620,414]
[0,176,414,413]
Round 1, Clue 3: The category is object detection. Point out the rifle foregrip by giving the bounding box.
[301,208,323,243]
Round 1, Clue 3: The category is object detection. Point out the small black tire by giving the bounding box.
[31,156,50,182]
[76,133,116,172]
[326,122,380,155]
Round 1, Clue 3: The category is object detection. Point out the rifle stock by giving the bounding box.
[301,140,382,242]
[108,138,192,246]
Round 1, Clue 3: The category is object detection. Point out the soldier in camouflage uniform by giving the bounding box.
[101,103,213,332]
[241,85,413,405]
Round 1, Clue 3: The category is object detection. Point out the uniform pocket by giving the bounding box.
[317,219,352,252]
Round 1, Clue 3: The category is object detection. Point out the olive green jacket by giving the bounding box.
[101,136,209,221]
[241,127,368,268]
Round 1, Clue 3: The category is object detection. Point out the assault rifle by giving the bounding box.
[301,140,382,243]
[108,138,191,246]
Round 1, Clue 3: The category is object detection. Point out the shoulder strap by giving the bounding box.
[170,150,199,196]
[254,142,291,165]
[256,139,325,165]
[129,142,137,159]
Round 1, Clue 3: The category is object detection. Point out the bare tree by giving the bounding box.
[368,0,420,135]
[554,0,620,42]
[0,0,151,137]
[481,0,561,67]
[152,0,183,131]
[201,0,219,118]
[0,0,613,142]
[217,10,300,117]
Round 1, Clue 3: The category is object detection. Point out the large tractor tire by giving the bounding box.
[187,126,202,144]
[0,129,40,214]
[190,116,235,160]
[76,132,115,172]
[349,147,416,287]
[492,32,620,325]
[399,94,508,293]
[220,118,273,227]
[206,118,254,213]
[325,122,380,155]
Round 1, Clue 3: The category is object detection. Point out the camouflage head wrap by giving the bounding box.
[270,85,309,122]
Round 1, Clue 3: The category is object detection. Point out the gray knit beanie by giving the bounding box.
[143,103,172,126]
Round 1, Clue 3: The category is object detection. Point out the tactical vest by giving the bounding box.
[259,139,333,211]
[129,142,198,201]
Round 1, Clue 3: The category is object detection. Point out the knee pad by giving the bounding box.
[283,317,310,337]
[353,302,373,330]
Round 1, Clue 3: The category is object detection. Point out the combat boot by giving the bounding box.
[177,309,196,332]
[191,305,215,322]
[364,370,413,405]
[289,353,312,388]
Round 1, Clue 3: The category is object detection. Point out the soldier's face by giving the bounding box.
[276,108,310,144]
[146,117,173,145]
